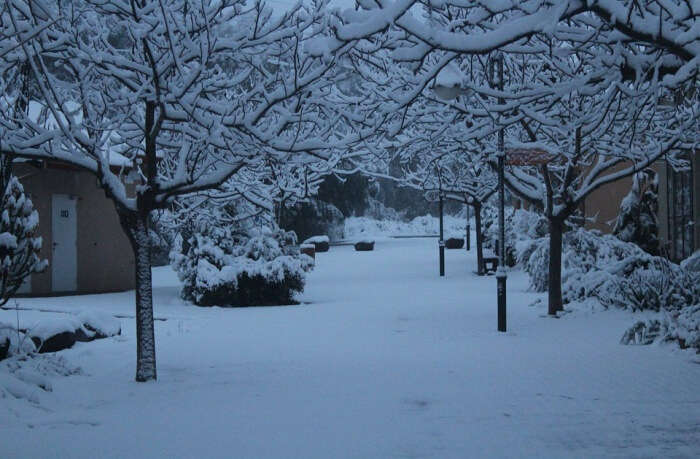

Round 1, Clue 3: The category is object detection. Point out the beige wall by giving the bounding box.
[584,162,638,233]
[16,163,135,295]
[585,153,698,260]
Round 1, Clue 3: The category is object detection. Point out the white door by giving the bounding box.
[51,194,77,292]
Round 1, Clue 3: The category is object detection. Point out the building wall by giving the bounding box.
[584,154,698,261]
[583,162,637,233]
[16,163,135,294]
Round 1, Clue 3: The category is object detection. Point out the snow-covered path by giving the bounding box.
[2,238,699,458]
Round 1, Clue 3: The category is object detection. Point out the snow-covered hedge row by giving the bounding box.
[171,227,313,307]
[343,215,466,239]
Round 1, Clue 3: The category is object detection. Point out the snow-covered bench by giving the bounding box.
[354,239,375,251]
[300,243,315,259]
[445,237,464,249]
[302,235,330,253]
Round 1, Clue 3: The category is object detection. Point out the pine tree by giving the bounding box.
[0,166,48,306]
[613,170,660,256]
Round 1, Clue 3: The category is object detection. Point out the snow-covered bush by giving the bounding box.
[171,226,313,307]
[149,210,177,267]
[0,322,36,360]
[681,251,700,273]
[521,228,638,293]
[482,206,548,267]
[0,175,48,305]
[0,353,82,404]
[621,305,699,352]
[522,229,700,313]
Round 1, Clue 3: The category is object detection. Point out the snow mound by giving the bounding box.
[28,317,84,342]
[0,322,36,357]
[76,310,121,338]
[1,353,81,406]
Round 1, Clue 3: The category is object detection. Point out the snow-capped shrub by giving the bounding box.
[0,322,36,359]
[521,228,638,293]
[522,228,700,312]
[681,251,700,273]
[520,240,549,292]
[171,226,313,307]
[482,206,548,267]
[621,305,699,352]
[0,175,48,305]
[0,353,82,403]
[149,210,177,267]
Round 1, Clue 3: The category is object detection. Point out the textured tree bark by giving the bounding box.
[474,203,484,275]
[548,217,564,315]
[119,210,157,382]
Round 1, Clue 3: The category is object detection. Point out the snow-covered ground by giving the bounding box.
[1,238,699,458]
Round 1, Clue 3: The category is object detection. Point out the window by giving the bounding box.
[666,157,694,261]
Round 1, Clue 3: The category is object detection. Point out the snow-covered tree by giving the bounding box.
[333,1,698,88]
[331,1,698,316]
[390,130,497,274]
[1,0,375,381]
[0,170,48,306]
[613,170,660,255]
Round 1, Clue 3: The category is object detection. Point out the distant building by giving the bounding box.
[15,160,135,295]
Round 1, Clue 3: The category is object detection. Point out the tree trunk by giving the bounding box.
[474,203,484,275]
[548,217,564,315]
[119,210,157,382]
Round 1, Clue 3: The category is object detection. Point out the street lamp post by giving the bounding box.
[494,54,507,333]
[439,191,445,277]
[465,203,471,251]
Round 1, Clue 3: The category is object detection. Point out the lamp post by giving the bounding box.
[465,202,471,251]
[439,191,445,277]
[434,58,507,330]
[494,54,507,333]
[433,65,469,277]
